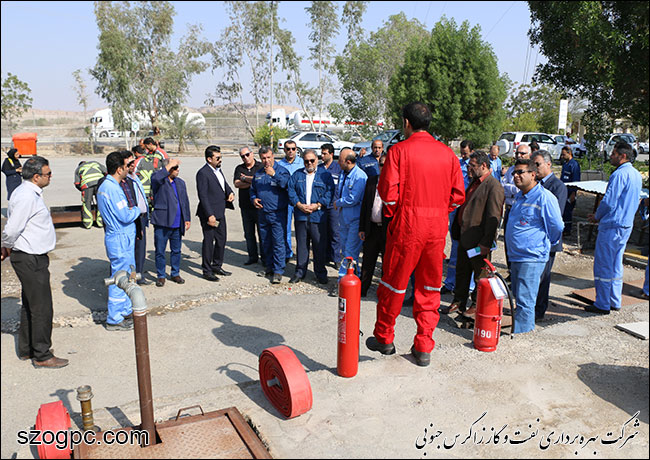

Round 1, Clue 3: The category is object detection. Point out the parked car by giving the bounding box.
[277,131,355,158]
[602,133,637,157]
[352,129,404,155]
[637,140,649,154]
[552,134,586,157]
[496,132,565,160]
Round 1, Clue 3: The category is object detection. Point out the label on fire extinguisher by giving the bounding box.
[489,277,507,299]
[338,297,346,343]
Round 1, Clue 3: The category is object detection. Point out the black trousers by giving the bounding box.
[240,207,262,264]
[135,216,147,275]
[295,219,327,281]
[360,222,386,296]
[452,242,491,308]
[11,251,54,361]
[201,217,227,276]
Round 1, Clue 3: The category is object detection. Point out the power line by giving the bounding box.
[485,1,516,39]
[424,1,433,27]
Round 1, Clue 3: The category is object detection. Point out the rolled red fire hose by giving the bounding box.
[259,345,312,418]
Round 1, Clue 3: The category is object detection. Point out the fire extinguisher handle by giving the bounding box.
[345,256,355,269]
[483,259,496,273]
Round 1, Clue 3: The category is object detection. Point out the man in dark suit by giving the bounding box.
[196,145,235,281]
[532,150,567,320]
[358,154,388,297]
[444,150,504,317]
[151,158,192,287]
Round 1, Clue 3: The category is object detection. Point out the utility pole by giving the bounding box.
[269,0,274,150]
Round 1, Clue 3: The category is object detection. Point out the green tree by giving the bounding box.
[207,1,275,138]
[336,14,428,133]
[91,1,209,136]
[389,17,507,146]
[504,83,562,133]
[162,110,205,154]
[72,69,95,154]
[305,1,340,132]
[274,26,317,131]
[1,73,33,135]
[528,1,649,127]
[253,124,290,151]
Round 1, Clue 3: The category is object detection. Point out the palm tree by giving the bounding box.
[164,110,205,153]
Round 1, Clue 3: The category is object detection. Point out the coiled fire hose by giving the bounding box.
[259,345,313,418]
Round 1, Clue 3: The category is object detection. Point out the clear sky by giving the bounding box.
[1,1,544,112]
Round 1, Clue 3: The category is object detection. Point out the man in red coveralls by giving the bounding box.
[366,102,465,367]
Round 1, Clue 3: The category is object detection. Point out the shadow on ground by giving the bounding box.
[577,363,649,424]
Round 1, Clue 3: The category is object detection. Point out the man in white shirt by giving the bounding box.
[1,156,69,369]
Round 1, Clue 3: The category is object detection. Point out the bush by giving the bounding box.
[253,125,290,152]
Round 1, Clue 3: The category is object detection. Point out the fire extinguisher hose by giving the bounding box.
[493,271,516,338]
[259,345,313,418]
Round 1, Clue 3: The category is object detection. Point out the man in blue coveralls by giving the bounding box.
[320,143,342,269]
[250,146,291,284]
[357,139,383,179]
[587,142,642,314]
[560,146,581,236]
[332,147,367,290]
[277,139,303,262]
[506,158,564,333]
[97,151,141,331]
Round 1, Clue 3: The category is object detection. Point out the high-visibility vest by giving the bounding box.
[74,161,106,190]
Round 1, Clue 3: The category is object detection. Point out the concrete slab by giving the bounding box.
[615,322,650,340]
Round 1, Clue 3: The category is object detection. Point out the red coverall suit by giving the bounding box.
[373,131,465,353]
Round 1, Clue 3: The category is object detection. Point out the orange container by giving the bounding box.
[12,132,38,155]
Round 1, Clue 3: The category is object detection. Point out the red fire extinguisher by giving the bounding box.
[337,257,361,377]
[473,259,515,352]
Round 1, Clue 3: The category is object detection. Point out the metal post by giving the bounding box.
[76,385,99,432]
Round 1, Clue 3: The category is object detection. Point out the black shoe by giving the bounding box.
[137,278,152,286]
[105,319,134,331]
[244,259,258,266]
[440,286,453,295]
[410,346,431,367]
[203,273,219,282]
[271,273,282,284]
[328,287,338,297]
[258,270,273,277]
[289,275,302,284]
[215,268,232,276]
[366,336,396,355]
[584,304,610,315]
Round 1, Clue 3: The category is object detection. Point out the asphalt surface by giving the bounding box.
[1,154,648,459]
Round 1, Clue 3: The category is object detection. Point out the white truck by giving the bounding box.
[90,108,206,138]
[266,108,383,133]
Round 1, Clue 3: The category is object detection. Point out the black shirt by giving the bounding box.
[234,160,262,209]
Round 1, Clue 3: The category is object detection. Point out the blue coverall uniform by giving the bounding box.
[277,157,303,259]
[593,162,642,311]
[506,183,564,333]
[322,160,342,264]
[250,163,291,275]
[97,175,140,325]
[335,164,367,278]
[357,154,380,179]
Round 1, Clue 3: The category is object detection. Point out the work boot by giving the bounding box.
[105,319,134,331]
[32,356,69,369]
[271,273,282,284]
[366,336,396,355]
[169,275,185,284]
[410,346,431,367]
[439,302,462,315]
[156,278,165,287]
